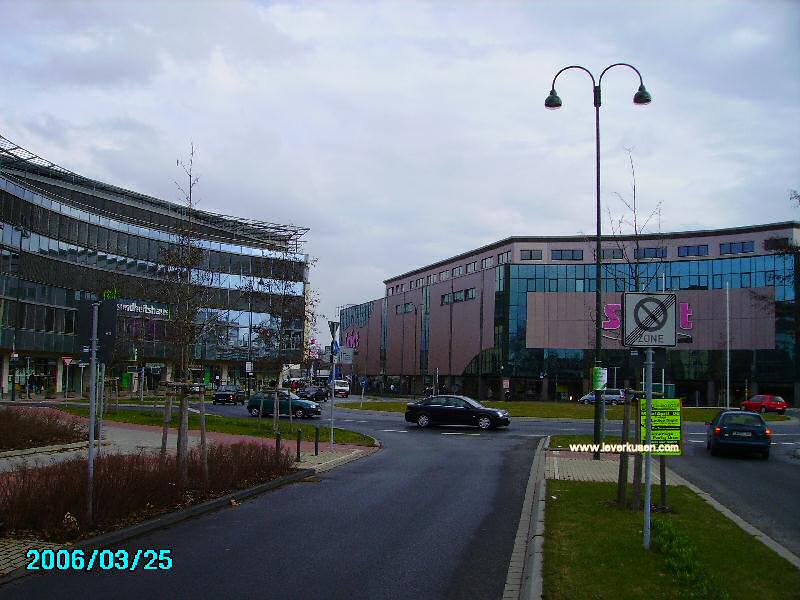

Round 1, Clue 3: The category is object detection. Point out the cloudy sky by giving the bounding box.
[1,0,798,333]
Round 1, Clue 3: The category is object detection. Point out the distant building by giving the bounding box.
[340,222,798,405]
[0,134,308,395]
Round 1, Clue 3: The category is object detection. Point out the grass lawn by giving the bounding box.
[543,480,800,600]
[60,407,376,447]
[340,401,791,422]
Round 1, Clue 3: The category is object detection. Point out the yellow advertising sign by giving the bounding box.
[640,398,682,456]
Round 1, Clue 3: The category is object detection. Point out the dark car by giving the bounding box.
[213,384,246,405]
[247,390,322,419]
[741,394,787,415]
[297,386,329,402]
[706,410,772,459]
[405,395,511,430]
[578,389,626,405]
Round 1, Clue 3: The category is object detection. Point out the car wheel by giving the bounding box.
[417,413,431,428]
[212,400,217,405]
[778,409,785,415]
[710,443,718,456]
[294,408,305,419]
[477,416,493,430]
[249,408,260,417]
[762,449,770,460]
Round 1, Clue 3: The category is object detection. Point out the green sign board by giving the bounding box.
[640,398,682,456]
[591,367,607,391]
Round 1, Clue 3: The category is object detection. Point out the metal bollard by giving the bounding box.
[314,426,320,456]
[296,429,302,462]
[276,431,281,455]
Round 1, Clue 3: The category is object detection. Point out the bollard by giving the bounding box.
[296,429,302,462]
[314,426,320,456]
[276,431,281,455]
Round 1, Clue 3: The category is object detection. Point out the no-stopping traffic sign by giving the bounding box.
[623,293,677,347]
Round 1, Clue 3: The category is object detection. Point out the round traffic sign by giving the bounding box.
[633,297,668,332]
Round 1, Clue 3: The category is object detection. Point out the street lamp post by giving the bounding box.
[545,63,651,458]
[9,225,30,402]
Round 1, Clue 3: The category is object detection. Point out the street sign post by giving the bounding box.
[621,292,677,550]
[328,321,339,449]
[639,398,682,456]
[339,348,354,364]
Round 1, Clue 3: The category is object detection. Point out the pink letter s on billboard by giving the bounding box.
[602,302,694,331]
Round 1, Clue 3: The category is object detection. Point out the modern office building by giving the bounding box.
[0,134,308,396]
[340,222,798,405]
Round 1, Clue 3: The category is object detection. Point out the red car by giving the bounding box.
[741,394,787,415]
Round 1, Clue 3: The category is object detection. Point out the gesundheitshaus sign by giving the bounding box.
[117,300,170,319]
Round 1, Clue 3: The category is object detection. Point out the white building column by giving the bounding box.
[165,363,174,383]
[221,364,229,383]
[55,359,64,393]
[1,354,9,398]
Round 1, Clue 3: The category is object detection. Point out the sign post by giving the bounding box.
[328,321,339,449]
[622,292,677,551]
[63,357,73,398]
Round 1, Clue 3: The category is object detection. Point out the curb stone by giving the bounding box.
[503,435,549,600]
[0,440,108,459]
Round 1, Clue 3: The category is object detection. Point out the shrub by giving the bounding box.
[0,442,293,540]
[0,407,87,451]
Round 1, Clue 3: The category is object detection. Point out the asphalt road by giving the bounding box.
[2,402,540,600]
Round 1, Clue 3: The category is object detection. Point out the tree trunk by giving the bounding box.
[616,393,630,506]
[200,388,208,486]
[177,385,189,488]
[160,393,173,467]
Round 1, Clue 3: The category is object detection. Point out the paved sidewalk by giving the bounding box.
[545,450,690,486]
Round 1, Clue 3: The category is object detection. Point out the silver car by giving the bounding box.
[579,389,626,405]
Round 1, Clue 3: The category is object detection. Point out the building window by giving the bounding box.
[481,256,494,269]
[497,250,511,264]
[634,247,667,259]
[720,241,755,255]
[396,304,403,315]
[465,288,476,300]
[678,244,709,257]
[453,290,465,302]
[441,293,451,305]
[440,270,450,281]
[764,237,790,251]
[432,273,438,283]
[452,266,464,278]
[551,249,583,261]
[466,261,477,274]
[601,248,623,260]
[520,249,543,261]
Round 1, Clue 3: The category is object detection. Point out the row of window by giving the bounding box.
[441,288,476,305]
[0,222,305,296]
[387,237,790,296]
[395,302,416,315]
[0,299,76,335]
[0,177,301,260]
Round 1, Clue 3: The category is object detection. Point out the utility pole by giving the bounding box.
[87,302,99,524]
[643,347,653,550]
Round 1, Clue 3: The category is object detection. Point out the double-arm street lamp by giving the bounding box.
[544,63,651,456]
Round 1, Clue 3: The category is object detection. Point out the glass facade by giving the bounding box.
[0,151,308,391]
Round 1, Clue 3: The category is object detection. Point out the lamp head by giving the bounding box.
[544,89,562,110]
[633,83,652,105]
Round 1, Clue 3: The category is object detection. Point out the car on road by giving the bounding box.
[247,390,322,419]
[706,410,772,459]
[297,385,329,402]
[213,384,246,405]
[405,395,511,430]
[741,394,787,415]
[578,389,626,405]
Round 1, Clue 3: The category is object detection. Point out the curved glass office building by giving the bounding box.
[341,222,799,406]
[0,134,308,396]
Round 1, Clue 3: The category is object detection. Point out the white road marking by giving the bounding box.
[441,432,464,436]
[379,429,408,433]
[688,440,705,443]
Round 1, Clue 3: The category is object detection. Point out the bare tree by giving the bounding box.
[152,144,216,486]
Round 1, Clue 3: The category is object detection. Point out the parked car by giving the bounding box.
[741,394,787,415]
[213,384,246,405]
[706,410,771,458]
[578,389,626,405]
[333,379,350,398]
[247,390,322,419]
[297,386,329,402]
[405,395,511,430]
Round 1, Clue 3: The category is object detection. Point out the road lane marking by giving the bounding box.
[379,429,408,433]
[441,432,464,436]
